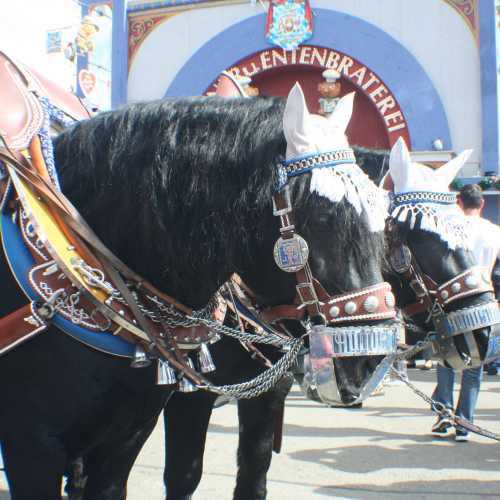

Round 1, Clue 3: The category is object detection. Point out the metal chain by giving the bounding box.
[391,366,500,442]
[201,336,304,399]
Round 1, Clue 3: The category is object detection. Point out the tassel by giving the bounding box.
[178,358,198,393]
[156,359,177,385]
[198,343,216,373]
[130,344,151,368]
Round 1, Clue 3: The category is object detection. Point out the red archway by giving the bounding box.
[206,46,411,150]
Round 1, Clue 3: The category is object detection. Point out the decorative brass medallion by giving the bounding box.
[389,244,412,274]
[273,234,309,272]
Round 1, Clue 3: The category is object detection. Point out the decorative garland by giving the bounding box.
[451,176,500,192]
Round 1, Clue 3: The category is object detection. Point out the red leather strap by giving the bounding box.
[0,303,47,355]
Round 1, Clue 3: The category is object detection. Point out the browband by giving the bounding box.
[280,148,356,177]
[392,191,457,207]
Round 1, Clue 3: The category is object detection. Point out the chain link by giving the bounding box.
[391,366,500,442]
[201,336,304,399]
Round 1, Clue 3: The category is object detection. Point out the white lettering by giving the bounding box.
[362,72,380,91]
[377,95,396,115]
[337,56,354,76]
[325,51,341,70]
[242,62,261,76]
[271,49,288,67]
[299,46,312,64]
[311,47,327,67]
[260,51,272,70]
[388,123,406,132]
[385,111,406,130]
[350,66,366,86]
[369,84,388,101]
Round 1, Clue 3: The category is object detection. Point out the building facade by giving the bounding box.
[109,0,499,218]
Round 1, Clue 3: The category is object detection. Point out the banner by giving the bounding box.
[265,0,313,51]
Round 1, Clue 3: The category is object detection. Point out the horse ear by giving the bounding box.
[436,149,473,186]
[283,82,309,144]
[388,137,412,192]
[328,92,355,133]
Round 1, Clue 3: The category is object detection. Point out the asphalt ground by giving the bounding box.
[1,368,499,499]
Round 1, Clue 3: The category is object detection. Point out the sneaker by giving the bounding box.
[455,428,469,442]
[487,366,500,376]
[431,416,453,437]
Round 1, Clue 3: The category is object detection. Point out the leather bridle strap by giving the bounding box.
[273,188,324,322]
[272,188,396,325]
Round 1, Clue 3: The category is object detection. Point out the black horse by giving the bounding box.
[0,90,396,499]
[161,142,500,500]
[162,145,392,500]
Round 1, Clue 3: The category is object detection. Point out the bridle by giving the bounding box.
[260,148,403,405]
[386,190,500,369]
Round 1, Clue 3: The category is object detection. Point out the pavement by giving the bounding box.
[1,368,500,499]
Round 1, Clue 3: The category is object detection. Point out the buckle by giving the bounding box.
[410,276,427,298]
[272,185,292,216]
[296,282,318,306]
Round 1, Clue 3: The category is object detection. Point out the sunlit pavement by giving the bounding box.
[1,369,499,499]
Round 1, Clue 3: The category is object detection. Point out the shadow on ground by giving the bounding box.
[288,434,500,474]
[314,479,500,498]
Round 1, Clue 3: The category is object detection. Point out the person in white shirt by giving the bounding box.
[432,183,500,442]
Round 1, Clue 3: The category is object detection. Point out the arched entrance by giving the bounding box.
[205,46,411,150]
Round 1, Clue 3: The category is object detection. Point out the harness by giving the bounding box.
[0,50,402,406]
[386,190,500,369]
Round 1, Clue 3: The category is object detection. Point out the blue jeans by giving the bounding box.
[432,364,483,423]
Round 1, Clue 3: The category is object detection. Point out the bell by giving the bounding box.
[178,358,198,392]
[198,343,216,373]
[130,344,151,368]
[156,359,177,385]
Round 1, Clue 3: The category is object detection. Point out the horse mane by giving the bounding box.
[353,145,389,184]
[53,96,386,306]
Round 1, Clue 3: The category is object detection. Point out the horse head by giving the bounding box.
[385,137,499,369]
[238,83,401,405]
[55,84,400,404]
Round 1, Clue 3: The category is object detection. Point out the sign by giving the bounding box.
[265,0,313,51]
[78,69,97,97]
[221,45,410,147]
[46,31,62,54]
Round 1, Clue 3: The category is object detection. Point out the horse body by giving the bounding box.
[1,90,395,499]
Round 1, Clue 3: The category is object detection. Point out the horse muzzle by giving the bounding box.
[301,322,403,406]
[431,301,500,370]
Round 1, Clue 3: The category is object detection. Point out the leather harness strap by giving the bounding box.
[271,188,396,325]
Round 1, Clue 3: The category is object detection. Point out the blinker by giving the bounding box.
[389,244,412,274]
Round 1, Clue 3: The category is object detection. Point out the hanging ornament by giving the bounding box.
[265,0,313,51]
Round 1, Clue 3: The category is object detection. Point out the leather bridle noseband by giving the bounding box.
[387,190,500,368]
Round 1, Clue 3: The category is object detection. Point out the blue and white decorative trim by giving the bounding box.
[0,209,135,358]
[280,149,356,178]
[392,191,457,207]
[390,190,470,250]
[275,148,387,233]
[37,96,77,191]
